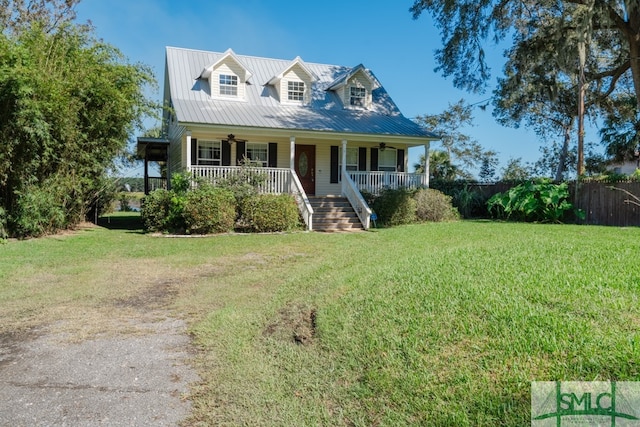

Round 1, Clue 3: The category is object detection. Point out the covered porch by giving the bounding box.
[136,137,169,194]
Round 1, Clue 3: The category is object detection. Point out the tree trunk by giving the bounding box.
[555,125,571,181]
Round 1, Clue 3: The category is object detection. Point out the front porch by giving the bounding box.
[188,165,427,231]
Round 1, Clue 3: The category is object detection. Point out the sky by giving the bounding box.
[74,0,576,177]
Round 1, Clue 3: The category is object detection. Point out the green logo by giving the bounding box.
[531,381,640,426]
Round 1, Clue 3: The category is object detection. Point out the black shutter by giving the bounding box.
[268,143,278,167]
[397,149,405,172]
[236,140,246,165]
[371,148,379,171]
[358,147,367,171]
[330,146,339,183]
[191,138,198,166]
[222,140,231,166]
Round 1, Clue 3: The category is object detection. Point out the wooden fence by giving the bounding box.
[571,181,640,227]
[461,181,640,227]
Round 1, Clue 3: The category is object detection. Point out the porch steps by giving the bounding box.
[309,196,363,232]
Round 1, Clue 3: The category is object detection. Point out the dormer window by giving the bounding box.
[350,86,366,107]
[220,74,238,96]
[288,81,305,101]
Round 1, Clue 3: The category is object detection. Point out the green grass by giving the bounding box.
[1,216,639,426]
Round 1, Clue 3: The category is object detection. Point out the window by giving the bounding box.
[350,86,366,107]
[245,142,268,167]
[339,147,359,171]
[197,140,221,166]
[287,81,305,101]
[378,149,396,172]
[219,74,238,96]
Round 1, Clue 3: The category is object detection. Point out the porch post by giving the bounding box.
[341,139,347,195]
[186,131,192,171]
[144,147,149,195]
[290,136,295,170]
[424,142,430,188]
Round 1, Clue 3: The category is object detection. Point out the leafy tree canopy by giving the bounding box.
[414,99,498,179]
[0,6,158,237]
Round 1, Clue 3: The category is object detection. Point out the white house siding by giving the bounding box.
[314,143,341,196]
[167,126,186,176]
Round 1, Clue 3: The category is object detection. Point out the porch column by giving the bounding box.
[144,147,149,195]
[186,131,192,171]
[341,139,348,195]
[424,141,430,188]
[290,136,295,170]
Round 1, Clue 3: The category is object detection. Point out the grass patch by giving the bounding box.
[1,219,639,425]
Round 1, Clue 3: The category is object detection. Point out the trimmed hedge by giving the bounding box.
[240,194,301,232]
[140,189,173,232]
[183,186,236,234]
[414,188,460,222]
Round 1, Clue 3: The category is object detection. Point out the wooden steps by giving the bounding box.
[308,196,363,232]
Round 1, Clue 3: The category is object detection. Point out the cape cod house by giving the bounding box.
[137,47,438,231]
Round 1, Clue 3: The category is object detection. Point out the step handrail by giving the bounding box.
[341,172,372,230]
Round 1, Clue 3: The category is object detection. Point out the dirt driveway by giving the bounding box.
[0,270,198,427]
[0,312,199,426]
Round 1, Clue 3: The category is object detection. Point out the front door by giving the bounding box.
[294,145,316,195]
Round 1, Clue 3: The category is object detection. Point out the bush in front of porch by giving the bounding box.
[364,187,459,227]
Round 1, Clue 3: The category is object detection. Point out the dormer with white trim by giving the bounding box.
[198,48,252,101]
[266,56,318,105]
[327,64,376,110]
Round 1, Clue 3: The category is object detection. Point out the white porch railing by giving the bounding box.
[289,172,313,231]
[191,166,293,194]
[342,172,372,230]
[348,171,427,194]
[189,166,313,231]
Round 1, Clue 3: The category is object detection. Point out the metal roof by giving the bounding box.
[165,47,438,139]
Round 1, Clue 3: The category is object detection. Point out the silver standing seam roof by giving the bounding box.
[165,46,438,139]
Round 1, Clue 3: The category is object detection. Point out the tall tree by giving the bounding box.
[410,1,640,173]
[414,99,497,179]
[0,0,80,34]
[0,21,157,237]
[410,1,640,105]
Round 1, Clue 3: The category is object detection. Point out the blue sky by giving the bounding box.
[76,0,558,177]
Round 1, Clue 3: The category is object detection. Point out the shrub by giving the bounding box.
[414,188,460,222]
[140,189,173,232]
[183,186,236,234]
[370,188,416,227]
[0,207,8,241]
[10,184,66,238]
[487,179,578,223]
[216,161,269,217]
[240,194,301,232]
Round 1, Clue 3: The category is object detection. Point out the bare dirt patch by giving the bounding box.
[264,303,317,346]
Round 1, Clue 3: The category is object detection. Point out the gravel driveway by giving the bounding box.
[0,317,199,426]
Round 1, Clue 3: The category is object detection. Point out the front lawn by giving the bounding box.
[1,218,638,426]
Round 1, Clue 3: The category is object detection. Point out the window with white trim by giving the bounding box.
[287,81,305,101]
[350,86,366,107]
[219,74,238,96]
[378,149,396,172]
[197,140,221,166]
[339,147,359,171]
[245,142,268,167]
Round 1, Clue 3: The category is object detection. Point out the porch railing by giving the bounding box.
[191,166,292,194]
[348,171,427,194]
[189,166,313,231]
[290,172,313,231]
[342,171,372,230]
[144,177,168,194]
